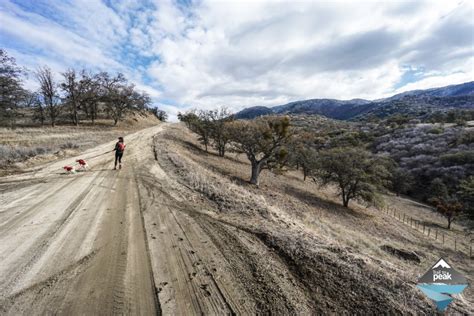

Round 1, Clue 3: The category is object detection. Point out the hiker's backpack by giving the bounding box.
[118,143,126,152]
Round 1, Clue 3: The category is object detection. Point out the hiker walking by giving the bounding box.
[113,136,126,170]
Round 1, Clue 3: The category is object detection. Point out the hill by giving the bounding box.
[235,81,474,120]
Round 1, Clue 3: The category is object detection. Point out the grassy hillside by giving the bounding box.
[154,123,473,314]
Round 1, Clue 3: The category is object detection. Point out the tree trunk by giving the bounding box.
[342,195,350,208]
[74,108,78,126]
[447,217,452,229]
[250,161,262,186]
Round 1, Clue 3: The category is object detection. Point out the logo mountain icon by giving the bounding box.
[432,259,450,269]
[417,258,468,311]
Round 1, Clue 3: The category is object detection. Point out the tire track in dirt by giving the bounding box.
[0,170,107,299]
[0,176,77,234]
[137,134,313,314]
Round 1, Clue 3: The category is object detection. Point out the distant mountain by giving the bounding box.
[234,106,274,119]
[384,81,474,101]
[235,81,474,120]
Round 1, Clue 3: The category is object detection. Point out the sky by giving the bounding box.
[1,0,473,121]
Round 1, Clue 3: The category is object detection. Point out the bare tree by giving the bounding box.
[228,116,292,186]
[36,66,60,127]
[98,72,149,125]
[431,196,463,229]
[27,92,46,126]
[79,71,100,124]
[0,49,27,128]
[60,68,80,125]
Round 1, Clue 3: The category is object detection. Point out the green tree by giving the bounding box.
[150,108,168,122]
[458,176,474,216]
[391,168,414,196]
[191,110,212,152]
[428,178,449,200]
[208,107,234,157]
[178,111,199,129]
[288,131,324,181]
[228,116,292,186]
[313,148,390,208]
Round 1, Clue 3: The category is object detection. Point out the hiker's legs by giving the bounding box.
[115,153,123,169]
[114,153,119,169]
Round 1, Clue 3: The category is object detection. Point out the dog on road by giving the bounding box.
[63,166,76,174]
[76,159,88,171]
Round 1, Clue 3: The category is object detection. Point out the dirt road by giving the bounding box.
[0,124,311,315]
[0,126,162,315]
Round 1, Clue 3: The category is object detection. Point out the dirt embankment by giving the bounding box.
[0,123,472,315]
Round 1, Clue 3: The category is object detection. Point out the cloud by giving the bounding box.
[1,0,473,121]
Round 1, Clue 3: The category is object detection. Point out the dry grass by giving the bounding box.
[156,123,473,313]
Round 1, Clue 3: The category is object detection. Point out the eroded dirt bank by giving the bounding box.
[1,123,471,315]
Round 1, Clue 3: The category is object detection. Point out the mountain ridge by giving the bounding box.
[235,81,474,120]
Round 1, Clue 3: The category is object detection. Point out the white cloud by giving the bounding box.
[1,0,473,121]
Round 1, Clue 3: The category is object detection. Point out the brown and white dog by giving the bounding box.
[76,159,88,171]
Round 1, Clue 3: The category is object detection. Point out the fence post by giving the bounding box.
[403,214,405,223]
[435,229,438,240]
[442,233,445,244]
[423,224,425,234]
[470,243,472,258]
[428,228,431,237]
[455,238,457,251]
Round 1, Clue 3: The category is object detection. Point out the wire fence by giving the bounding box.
[382,206,473,259]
